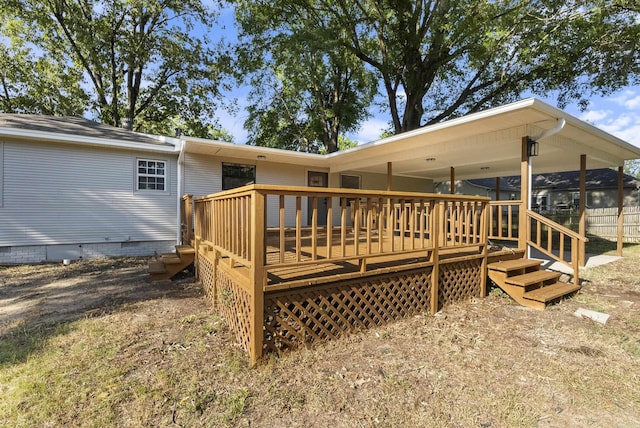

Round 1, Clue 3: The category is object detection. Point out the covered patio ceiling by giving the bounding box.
[327,98,640,182]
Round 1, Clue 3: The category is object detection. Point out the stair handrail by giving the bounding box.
[526,209,588,286]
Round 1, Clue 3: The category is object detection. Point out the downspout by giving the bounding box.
[176,139,186,245]
[527,118,566,257]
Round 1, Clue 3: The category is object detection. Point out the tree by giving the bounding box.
[236,0,639,135]
[0,22,88,115]
[0,0,231,137]
[235,1,377,153]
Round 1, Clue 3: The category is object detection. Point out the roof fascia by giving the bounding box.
[0,127,178,153]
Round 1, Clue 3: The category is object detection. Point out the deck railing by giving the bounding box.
[488,200,521,242]
[180,194,194,245]
[193,185,489,280]
[527,210,588,286]
[488,200,587,283]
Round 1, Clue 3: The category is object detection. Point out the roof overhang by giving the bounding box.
[0,126,177,154]
[327,98,640,182]
[182,137,328,168]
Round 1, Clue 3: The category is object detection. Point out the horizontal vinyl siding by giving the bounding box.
[183,152,222,198]
[0,141,177,247]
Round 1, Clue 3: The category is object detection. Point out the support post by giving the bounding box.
[495,177,501,201]
[519,137,529,251]
[387,162,393,191]
[249,190,265,366]
[480,201,489,298]
[450,167,455,194]
[579,154,586,267]
[430,202,443,315]
[617,165,624,256]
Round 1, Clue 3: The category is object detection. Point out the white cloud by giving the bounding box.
[579,109,610,123]
[596,112,640,148]
[623,95,640,110]
[609,88,640,110]
[350,118,391,144]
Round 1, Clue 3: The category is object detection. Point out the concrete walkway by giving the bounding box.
[528,247,622,275]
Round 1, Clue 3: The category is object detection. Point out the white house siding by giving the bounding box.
[0,140,177,262]
[183,152,222,198]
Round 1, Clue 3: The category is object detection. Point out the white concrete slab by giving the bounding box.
[528,248,622,275]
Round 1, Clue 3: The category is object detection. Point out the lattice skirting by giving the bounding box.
[438,257,483,308]
[263,267,434,355]
[197,252,216,302]
[215,268,252,353]
[197,252,253,353]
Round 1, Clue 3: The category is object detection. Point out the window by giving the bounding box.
[572,192,589,209]
[341,174,361,189]
[222,163,255,190]
[137,159,166,191]
[536,194,550,212]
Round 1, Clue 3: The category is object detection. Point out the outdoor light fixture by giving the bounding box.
[257,154,267,160]
[425,157,436,162]
[527,138,539,157]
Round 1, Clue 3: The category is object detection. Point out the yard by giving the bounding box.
[1,246,639,427]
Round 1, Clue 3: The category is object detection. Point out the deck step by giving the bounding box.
[148,260,167,274]
[176,245,196,255]
[505,270,562,287]
[523,282,581,303]
[161,253,182,264]
[488,258,542,273]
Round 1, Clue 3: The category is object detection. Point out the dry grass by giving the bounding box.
[1,250,639,427]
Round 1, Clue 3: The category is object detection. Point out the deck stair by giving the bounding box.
[149,245,195,280]
[487,257,580,310]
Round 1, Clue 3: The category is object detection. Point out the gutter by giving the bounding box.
[176,139,186,245]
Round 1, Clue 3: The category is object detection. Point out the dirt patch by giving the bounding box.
[0,258,200,333]
[1,256,639,427]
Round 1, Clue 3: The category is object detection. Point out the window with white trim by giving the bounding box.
[137,159,166,191]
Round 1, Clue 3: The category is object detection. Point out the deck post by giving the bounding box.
[249,189,266,366]
[450,167,455,194]
[519,137,529,251]
[579,154,586,267]
[617,165,624,256]
[479,201,489,298]
[387,162,393,191]
[430,202,443,314]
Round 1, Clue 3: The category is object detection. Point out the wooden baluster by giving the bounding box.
[296,196,302,262]
[279,195,285,263]
[312,196,318,260]
[326,197,333,259]
[341,197,347,257]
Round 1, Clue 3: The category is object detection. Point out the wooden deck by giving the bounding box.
[185,184,585,365]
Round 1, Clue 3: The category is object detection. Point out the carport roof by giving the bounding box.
[326,98,640,182]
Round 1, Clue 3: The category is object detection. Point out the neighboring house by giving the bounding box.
[2,98,640,263]
[435,169,640,212]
